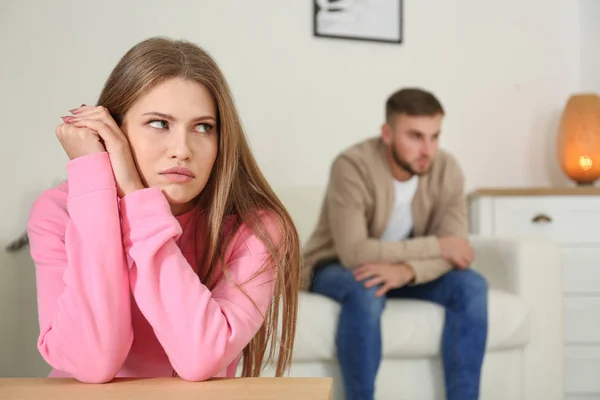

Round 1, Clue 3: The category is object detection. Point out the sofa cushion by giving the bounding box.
[292,289,529,362]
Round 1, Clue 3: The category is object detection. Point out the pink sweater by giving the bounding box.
[27,152,277,383]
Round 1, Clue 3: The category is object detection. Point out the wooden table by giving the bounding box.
[0,377,333,400]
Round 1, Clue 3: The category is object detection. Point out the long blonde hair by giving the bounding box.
[96,37,301,377]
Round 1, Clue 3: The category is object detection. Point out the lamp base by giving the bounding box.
[575,180,596,187]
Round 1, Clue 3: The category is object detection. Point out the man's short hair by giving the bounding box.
[385,88,445,124]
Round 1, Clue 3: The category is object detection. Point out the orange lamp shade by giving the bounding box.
[557,93,600,185]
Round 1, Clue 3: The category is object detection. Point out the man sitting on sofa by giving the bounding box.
[301,87,489,400]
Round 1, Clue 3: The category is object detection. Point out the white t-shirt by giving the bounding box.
[380,176,419,241]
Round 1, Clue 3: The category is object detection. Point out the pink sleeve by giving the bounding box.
[120,187,278,381]
[27,152,133,383]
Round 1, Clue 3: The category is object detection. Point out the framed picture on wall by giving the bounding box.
[313,0,403,44]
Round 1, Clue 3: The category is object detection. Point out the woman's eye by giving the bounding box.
[149,120,168,129]
[195,123,212,133]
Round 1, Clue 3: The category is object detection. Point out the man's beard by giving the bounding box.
[391,147,431,176]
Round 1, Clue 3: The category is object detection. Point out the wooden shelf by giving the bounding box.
[468,186,600,199]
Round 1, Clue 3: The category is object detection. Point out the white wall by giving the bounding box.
[0,0,583,376]
[580,0,600,92]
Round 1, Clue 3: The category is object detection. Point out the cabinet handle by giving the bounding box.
[531,214,552,224]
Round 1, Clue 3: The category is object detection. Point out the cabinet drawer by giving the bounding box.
[563,247,600,294]
[492,197,600,244]
[566,345,600,394]
[565,296,600,343]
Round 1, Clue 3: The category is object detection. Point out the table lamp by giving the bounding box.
[557,93,600,186]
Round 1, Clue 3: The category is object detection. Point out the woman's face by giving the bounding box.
[121,77,219,215]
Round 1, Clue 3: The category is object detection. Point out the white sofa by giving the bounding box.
[264,187,564,400]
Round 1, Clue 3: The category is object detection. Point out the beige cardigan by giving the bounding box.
[300,137,468,290]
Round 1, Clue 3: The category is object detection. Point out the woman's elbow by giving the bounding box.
[172,355,228,382]
[59,355,124,383]
[41,340,131,384]
[72,368,119,384]
[175,366,217,382]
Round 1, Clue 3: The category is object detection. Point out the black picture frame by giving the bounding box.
[313,0,403,44]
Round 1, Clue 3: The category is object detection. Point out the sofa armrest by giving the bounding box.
[469,235,564,400]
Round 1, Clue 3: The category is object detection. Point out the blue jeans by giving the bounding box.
[311,263,488,400]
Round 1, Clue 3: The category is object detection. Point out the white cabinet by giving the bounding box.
[469,187,600,399]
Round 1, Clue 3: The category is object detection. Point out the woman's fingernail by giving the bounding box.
[61,116,73,123]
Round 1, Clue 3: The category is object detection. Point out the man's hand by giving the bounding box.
[438,236,474,269]
[353,263,415,297]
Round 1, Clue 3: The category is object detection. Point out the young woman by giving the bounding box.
[26,37,301,383]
